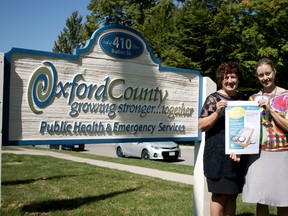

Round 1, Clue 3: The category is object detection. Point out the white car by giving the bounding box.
[115,141,181,161]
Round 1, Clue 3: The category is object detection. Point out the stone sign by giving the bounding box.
[2,25,203,146]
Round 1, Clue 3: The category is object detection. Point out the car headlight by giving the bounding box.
[151,145,161,150]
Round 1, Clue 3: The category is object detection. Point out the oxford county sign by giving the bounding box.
[2,25,203,146]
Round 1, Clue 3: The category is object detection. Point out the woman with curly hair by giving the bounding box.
[198,61,246,216]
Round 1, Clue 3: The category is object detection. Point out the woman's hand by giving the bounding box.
[230,152,241,162]
[216,100,228,114]
[258,99,272,111]
[198,100,227,132]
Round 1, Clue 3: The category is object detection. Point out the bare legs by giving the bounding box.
[257,203,288,216]
[211,193,238,216]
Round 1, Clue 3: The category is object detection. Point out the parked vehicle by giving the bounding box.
[49,144,85,151]
[115,141,180,161]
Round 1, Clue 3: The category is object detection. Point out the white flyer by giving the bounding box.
[225,101,260,154]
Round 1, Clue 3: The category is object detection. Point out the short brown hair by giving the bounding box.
[215,61,243,87]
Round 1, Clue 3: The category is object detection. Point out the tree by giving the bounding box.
[55,0,288,94]
[53,11,85,54]
[163,0,288,95]
[82,14,100,42]
[238,0,288,90]
[133,0,184,67]
[173,1,241,75]
[86,0,160,26]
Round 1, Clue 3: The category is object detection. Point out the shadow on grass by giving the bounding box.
[237,214,253,216]
[2,173,94,186]
[21,187,139,213]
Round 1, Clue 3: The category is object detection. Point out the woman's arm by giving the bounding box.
[259,95,288,133]
[198,111,220,132]
[198,100,227,132]
[269,109,288,133]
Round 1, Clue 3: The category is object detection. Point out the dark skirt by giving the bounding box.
[207,177,244,194]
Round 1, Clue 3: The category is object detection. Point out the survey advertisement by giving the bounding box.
[225,101,260,154]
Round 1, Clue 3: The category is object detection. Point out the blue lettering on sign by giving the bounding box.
[27,61,169,116]
[99,32,144,59]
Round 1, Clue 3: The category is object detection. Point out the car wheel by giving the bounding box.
[116,147,124,157]
[141,149,150,160]
[79,144,85,151]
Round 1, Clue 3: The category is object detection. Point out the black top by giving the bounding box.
[199,92,246,179]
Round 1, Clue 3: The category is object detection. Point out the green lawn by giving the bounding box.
[4,146,194,175]
[1,151,277,215]
[1,153,193,216]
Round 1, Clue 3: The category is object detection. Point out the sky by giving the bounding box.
[0,0,91,53]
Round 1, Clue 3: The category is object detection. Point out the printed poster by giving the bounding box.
[225,101,260,154]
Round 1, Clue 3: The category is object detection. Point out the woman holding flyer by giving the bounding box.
[242,58,288,215]
[198,62,246,216]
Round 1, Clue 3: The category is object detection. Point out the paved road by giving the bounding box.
[80,144,195,166]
